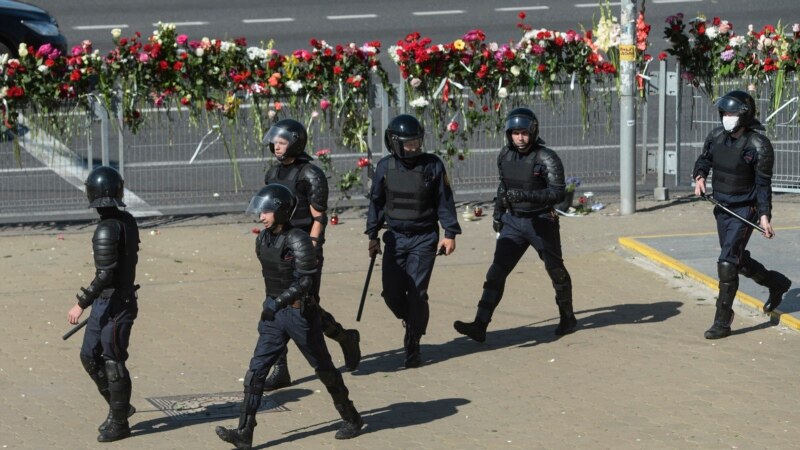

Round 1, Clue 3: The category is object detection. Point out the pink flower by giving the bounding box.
[138,53,150,63]
[315,148,330,157]
[71,46,83,56]
[320,98,331,110]
[357,157,370,168]
[447,120,459,133]
[176,34,188,46]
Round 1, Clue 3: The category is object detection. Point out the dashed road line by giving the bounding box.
[327,14,378,20]
[495,6,550,11]
[412,10,466,16]
[73,24,128,30]
[242,18,295,23]
[151,21,209,27]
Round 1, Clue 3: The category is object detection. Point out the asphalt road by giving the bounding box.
[33,0,800,81]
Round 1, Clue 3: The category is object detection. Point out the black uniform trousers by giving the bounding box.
[249,297,336,381]
[714,204,756,266]
[381,228,439,337]
[497,212,565,272]
[80,290,138,364]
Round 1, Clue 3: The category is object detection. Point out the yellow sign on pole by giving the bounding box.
[619,44,636,62]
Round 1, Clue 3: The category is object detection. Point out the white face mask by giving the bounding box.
[722,116,739,132]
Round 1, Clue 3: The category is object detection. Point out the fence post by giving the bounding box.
[92,97,110,167]
[619,0,637,215]
[654,59,669,200]
[674,61,682,186]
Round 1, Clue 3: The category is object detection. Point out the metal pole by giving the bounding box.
[116,93,125,178]
[619,0,637,215]
[380,84,392,158]
[674,61,682,187]
[94,98,110,167]
[640,77,648,181]
[654,59,669,200]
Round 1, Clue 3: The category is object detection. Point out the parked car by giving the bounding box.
[0,0,67,57]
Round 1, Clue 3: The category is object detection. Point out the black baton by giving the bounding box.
[356,255,377,322]
[701,193,766,234]
[63,318,88,341]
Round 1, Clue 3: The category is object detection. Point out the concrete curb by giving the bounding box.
[618,234,800,332]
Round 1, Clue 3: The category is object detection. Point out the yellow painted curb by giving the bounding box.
[619,236,800,332]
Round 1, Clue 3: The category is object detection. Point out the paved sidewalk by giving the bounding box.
[1,193,800,449]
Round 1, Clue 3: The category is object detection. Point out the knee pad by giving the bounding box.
[546,266,570,284]
[81,354,103,377]
[484,263,509,291]
[717,261,738,283]
[104,360,128,383]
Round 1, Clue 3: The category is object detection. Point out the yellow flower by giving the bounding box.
[453,39,466,51]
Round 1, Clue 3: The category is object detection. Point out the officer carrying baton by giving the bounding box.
[356,255,377,322]
[63,318,88,340]
[701,193,766,234]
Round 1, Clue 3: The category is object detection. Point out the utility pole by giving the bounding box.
[619,0,637,215]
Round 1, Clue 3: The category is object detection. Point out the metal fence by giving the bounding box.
[2,75,799,224]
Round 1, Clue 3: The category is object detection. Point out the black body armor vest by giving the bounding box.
[266,164,312,230]
[256,231,295,299]
[384,159,435,221]
[711,131,756,195]
[500,149,548,213]
[100,210,139,291]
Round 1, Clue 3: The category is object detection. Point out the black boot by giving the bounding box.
[98,405,136,433]
[97,400,131,443]
[705,262,737,340]
[334,401,364,440]
[264,349,291,391]
[764,271,791,313]
[98,360,132,442]
[555,301,578,336]
[338,330,362,372]
[215,415,256,450]
[453,319,489,343]
[404,329,421,368]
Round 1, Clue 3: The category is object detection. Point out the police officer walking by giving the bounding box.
[454,108,577,342]
[365,114,461,368]
[261,119,361,390]
[693,90,792,339]
[66,166,139,442]
[216,184,363,449]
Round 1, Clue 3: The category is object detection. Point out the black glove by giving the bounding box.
[504,189,528,204]
[261,303,277,321]
[492,219,503,233]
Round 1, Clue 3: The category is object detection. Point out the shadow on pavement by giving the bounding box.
[129,388,313,437]
[770,288,800,314]
[349,301,683,375]
[255,397,470,448]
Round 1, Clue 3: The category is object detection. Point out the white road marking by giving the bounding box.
[73,24,128,30]
[575,2,621,7]
[412,10,466,16]
[327,14,378,20]
[242,18,295,23]
[652,0,704,4]
[151,21,209,27]
[495,6,550,11]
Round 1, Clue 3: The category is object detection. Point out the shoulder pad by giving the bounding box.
[284,228,317,272]
[93,219,122,269]
[300,163,329,211]
[709,126,726,139]
[264,164,279,184]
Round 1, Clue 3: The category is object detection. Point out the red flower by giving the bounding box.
[536,63,546,73]
[158,60,169,71]
[6,86,25,98]
[518,11,526,20]
[70,70,82,81]
[357,157,370,168]
[333,66,343,75]
[447,120,459,133]
[658,51,668,61]
[173,61,183,71]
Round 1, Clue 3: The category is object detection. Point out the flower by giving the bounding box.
[111,28,122,39]
[320,98,330,110]
[357,157,370,168]
[565,176,581,192]
[447,120,459,133]
[409,96,429,108]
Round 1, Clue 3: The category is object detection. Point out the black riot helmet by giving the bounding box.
[263,119,308,160]
[384,114,425,160]
[85,166,126,208]
[245,184,297,226]
[714,90,756,134]
[505,107,539,152]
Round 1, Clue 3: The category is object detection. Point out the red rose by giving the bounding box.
[537,63,546,72]
[357,157,370,168]
[518,11,526,20]
[159,60,169,71]
[7,86,25,98]
[173,61,183,71]
[70,69,82,81]
[658,51,668,61]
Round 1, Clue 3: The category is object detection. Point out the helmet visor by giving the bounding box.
[262,126,300,146]
[715,96,747,114]
[505,115,534,132]
[245,195,279,215]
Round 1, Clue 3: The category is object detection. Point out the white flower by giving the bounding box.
[410,77,422,87]
[729,36,745,47]
[409,97,429,108]
[18,43,28,57]
[111,28,122,39]
[489,42,499,52]
[705,26,718,39]
[388,45,401,64]
[267,110,277,119]
[0,87,7,99]
[794,23,800,33]
[0,53,8,67]
[360,44,377,53]
[37,64,48,73]
[498,87,508,99]
[220,41,234,52]
[510,65,521,76]
[247,47,267,60]
[286,80,303,93]
[195,47,204,57]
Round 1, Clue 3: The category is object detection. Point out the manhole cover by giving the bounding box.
[147,391,288,422]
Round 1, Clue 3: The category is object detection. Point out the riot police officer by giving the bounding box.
[454,108,577,342]
[262,118,361,390]
[66,166,139,442]
[216,184,363,449]
[693,90,791,339]
[365,114,461,368]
